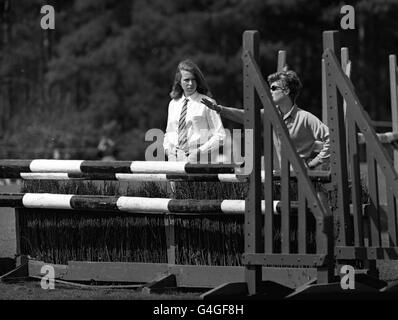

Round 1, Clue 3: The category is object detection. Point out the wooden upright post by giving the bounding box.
[277,50,286,72]
[243,30,262,296]
[322,58,328,125]
[389,55,398,172]
[323,31,353,247]
[15,208,21,257]
[341,47,350,120]
[164,215,176,265]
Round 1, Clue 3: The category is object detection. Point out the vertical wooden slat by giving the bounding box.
[277,50,286,72]
[323,30,353,247]
[264,119,273,253]
[389,55,398,172]
[164,215,175,265]
[347,118,364,246]
[386,188,397,246]
[341,47,349,120]
[367,155,381,247]
[389,55,398,243]
[15,208,21,256]
[266,43,278,253]
[281,152,290,253]
[322,59,328,125]
[298,187,307,253]
[243,30,262,295]
[341,47,351,171]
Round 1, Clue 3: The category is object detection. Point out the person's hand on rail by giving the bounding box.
[201,98,223,114]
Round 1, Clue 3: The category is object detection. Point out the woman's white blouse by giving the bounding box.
[163,91,226,154]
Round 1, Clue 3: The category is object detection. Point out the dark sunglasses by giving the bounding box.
[270,85,284,91]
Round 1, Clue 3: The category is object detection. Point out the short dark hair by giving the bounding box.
[169,59,212,99]
[267,70,302,103]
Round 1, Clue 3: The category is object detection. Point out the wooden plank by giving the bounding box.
[243,253,328,267]
[366,247,398,259]
[263,119,273,253]
[371,120,393,128]
[261,268,316,289]
[323,31,352,247]
[28,260,68,279]
[164,215,175,265]
[389,55,398,172]
[389,55,398,249]
[336,246,398,260]
[14,208,21,255]
[287,282,378,299]
[281,154,290,253]
[170,265,245,288]
[347,117,364,246]
[322,58,328,124]
[298,188,307,253]
[335,246,366,260]
[277,50,286,72]
[386,189,397,246]
[367,155,381,246]
[341,47,350,119]
[243,30,262,295]
[141,274,176,294]
[201,282,248,299]
[27,258,317,289]
[64,261,168,283]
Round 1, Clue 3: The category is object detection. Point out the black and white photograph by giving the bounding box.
[1,0,398,314]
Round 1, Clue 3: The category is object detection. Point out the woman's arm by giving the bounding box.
[163,101,175,157]
[201,98,266,124]
[307,115,330,168]
[201,98,245,124]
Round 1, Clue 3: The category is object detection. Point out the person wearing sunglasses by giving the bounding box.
[201,70,330,170]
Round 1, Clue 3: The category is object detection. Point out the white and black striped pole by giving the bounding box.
[0,193,298,215]
[0,160,240,176]
[2,170,331,182]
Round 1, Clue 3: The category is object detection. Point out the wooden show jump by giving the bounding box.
[2,30,398,298]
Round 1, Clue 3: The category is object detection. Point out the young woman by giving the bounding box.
[163,59,225,162]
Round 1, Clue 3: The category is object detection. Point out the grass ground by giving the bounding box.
[0,280,202,300]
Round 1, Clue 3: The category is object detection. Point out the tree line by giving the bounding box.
[0,0,397,160]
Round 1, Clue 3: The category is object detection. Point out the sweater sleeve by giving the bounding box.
[308,113,330,163]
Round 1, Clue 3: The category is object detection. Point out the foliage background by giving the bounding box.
[0,0,397,160]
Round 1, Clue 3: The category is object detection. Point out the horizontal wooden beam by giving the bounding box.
[243,253,328,267]
[336,246,398,260]
[26,259,317,289]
